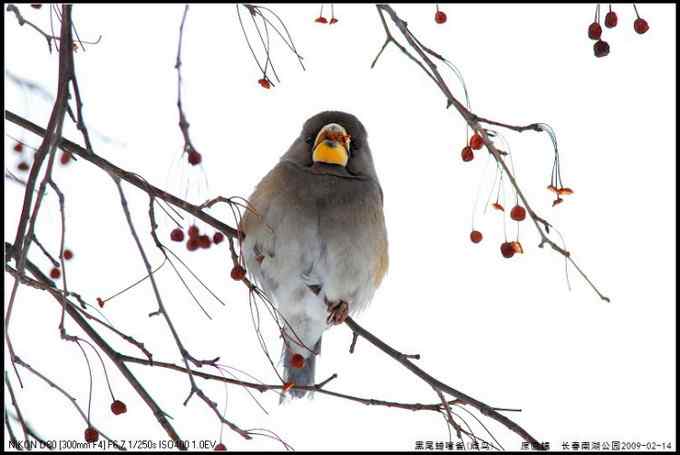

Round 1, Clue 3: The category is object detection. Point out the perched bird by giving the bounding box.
[240,111,389,398]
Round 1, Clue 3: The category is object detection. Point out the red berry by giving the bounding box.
[258,78,271,89]
[63,249,73,260]
[187,150,202,166]
[511,241,524,254]
[315,16,328,24]
[593,40,610,58]
[329,18,338,24]
[230,265,246,281]
[470,230,483,244]
[13,142,24,153]
[186,238,199,251]
[17,162,30,172]
[60,152,71,165]
[84,427,99,443]
[461,146,474,162]
[170,228,184,242]
[434,10,447,24]
[605,11,618,28]
[213,232,224,244]
[50,267,61,279]
[500,242,515,259]
[588,22,602,40]
[97,297,105,308]
[111,400,127,415]
[510,205,526,221]
[291,353,305,369]
[634,18,649,34]
[198,235,211,249]
[469,133,483,150]
[215,443,226,451]
[187,225,199,239]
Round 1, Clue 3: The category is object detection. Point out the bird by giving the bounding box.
[239,111,389,398]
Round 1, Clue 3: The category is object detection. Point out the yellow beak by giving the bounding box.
[312,123,350,167]
[313,141,348,166]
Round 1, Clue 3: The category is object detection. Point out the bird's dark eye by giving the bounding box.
[305,136,314,145]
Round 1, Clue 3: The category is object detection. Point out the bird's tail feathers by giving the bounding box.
[280,337,322,402]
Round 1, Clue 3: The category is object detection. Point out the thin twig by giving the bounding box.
[13,357,124,450]
[5,261,186,449]
[372,4,608,305]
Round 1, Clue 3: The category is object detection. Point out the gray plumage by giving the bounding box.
[241,111,389,398]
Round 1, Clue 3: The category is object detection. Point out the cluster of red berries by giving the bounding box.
[258,78,271,89]
[469,204,527,258]
[547,185,574,206]
[588,5,649,58]
[460,131,529,259]
[461,132,484,162]
[48,249,74,280]
[434,6,447,24]
[13,141,72,170]
[171,225,224,251]
[314,15,338,24]
[13,141,31,172]
[315,5,338,25]
[83,400,127,442]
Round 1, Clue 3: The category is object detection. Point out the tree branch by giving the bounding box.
[373,4,609,305]
[5,262,187,450]
[345,316,543,449]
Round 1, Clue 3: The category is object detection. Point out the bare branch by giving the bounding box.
[372,4,608,304]
[5,262,186,449]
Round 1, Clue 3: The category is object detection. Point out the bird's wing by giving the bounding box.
[240,163,327,356]
[312,177,389,314]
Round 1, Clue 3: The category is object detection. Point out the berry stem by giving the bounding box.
[633,3,640,19]
[79,337,117,402]
[73,339,94,422]
[98,258,167,306]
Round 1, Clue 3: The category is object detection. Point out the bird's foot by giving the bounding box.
[326,299,349,325]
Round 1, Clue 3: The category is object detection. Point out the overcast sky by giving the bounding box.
[4,3,676,451]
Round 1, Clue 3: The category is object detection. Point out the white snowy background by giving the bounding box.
[4,3,676,451]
